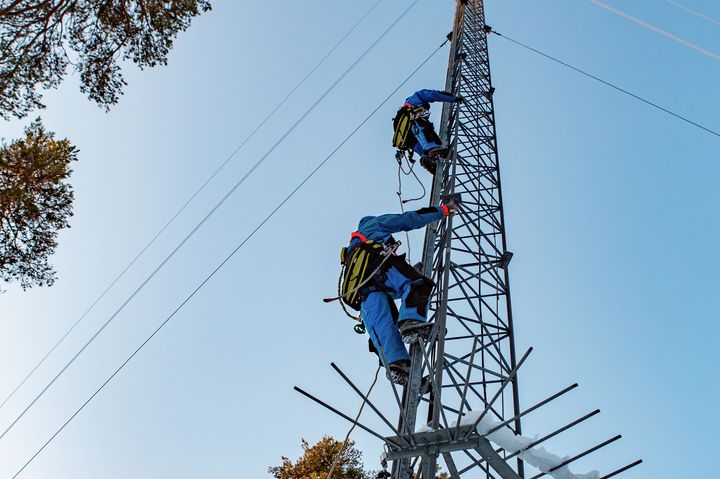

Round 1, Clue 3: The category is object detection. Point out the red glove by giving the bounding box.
[441,199,459,216]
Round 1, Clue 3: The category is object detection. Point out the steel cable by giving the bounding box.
[491,30,720,138]
[588,0,720,61]
[664,0,720,27]
[0,0,387,414]
[10,37,449,478]
[0,0,423,442]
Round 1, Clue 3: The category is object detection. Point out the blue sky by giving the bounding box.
[0,0,718,477]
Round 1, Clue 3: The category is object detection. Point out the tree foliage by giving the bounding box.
[0,0,212,119]
[269,436,372,479]
[269,435,453,479]
[0,118,76,288]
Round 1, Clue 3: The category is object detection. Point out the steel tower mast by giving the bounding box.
[296,2,641,478]
[392,0,523,477]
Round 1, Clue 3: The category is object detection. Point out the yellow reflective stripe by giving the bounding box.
[348,252,369,303]
[341,241,388,306]
[393,115,411,147]
[399,116,410,145]
[343,249,367,303]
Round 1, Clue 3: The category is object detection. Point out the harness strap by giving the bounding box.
[350,231,368,243]
[325,241,402,307]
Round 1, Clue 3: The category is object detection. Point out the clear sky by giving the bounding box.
[0,0,718,477]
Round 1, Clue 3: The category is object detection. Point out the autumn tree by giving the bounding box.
[0,0,212,119]
[269,436,372,479]
[0,118,76,288]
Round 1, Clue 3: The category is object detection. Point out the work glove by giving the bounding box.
[442,198,460,216]
[455,96,465,104]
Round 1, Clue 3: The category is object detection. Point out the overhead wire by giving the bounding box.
[490,30,720,139]
[588,0,720,61]
[664,0,720,27]
[0,0,387,414]
[10,36,450,478]
[0,0,423,442]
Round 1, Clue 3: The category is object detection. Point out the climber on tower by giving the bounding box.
[338,199,459,386]
[392,89,463,175]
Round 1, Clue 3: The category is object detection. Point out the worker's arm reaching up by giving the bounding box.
[358,206,451,240]
[406,89,462,107]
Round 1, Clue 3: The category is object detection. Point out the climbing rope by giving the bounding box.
[395,150,426,205]
[326,364,382,479]
[395,150,427,263]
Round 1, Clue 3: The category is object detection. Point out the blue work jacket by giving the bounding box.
[404,89,457,109]
[348,207,445,253]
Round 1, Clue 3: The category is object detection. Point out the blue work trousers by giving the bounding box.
[410,119,442,158]
[361,266,428,366]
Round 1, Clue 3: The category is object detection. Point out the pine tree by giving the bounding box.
[269,435,451,479]
[0,0,212,119]
[269,436,372,479]
[0,118,76,289]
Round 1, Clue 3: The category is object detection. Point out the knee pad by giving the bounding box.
[405,279,433,316]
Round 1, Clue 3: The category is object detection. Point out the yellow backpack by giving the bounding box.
[392,106,422,149]
[340,239,386,311]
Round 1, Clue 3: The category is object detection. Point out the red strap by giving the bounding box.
[403,102,413,108]
[350,231,368,243]
[440,205,449,217]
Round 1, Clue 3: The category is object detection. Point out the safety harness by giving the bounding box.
[323,232,400,333]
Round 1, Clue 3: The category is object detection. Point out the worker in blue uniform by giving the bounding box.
[394,89,464,174]
[344,201,458,385]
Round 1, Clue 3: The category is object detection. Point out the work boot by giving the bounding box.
[387,360,410,385]
[428,147,448,158]
[419,156,436,175]
[399,320,433,343]
[386,361,432,394]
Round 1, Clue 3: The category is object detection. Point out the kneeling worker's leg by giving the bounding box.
[385,267,433,322]
[410,138,426,158]
[410,122,430,157]
[412,118,442,152]
[361,292,409,366]
[402,279,433,322]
